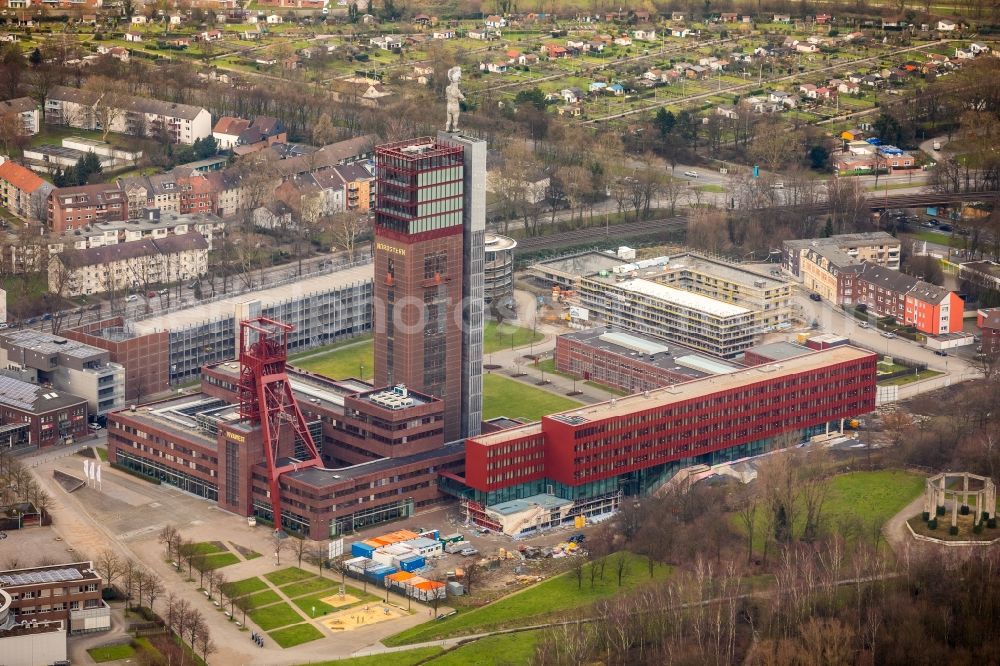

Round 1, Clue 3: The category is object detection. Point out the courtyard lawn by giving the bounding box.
[482,374,583,422]
[88,643,136,662]
[248,600,305,631]
[385,552,669,646]
[265,567,315,587]
[246,589,282,608]
[221,576,268,598]
[297,647,445,666]
[425,630,542,665]
[484,320,544,354]
[189,541,228,556]
[878,370,943,386]
[201,552,240,570]
[289,335,374,381]
[534,358,630,396]
[281,577,338,598]
[268,622,325,648]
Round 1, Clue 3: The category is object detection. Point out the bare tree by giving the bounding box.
[328,212,369,262]
[94,549,124,594]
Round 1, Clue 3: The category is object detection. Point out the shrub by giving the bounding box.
[989,518,997,529]
[922,511,930,521]
[949,525,959,536]
[961,505,970,515]
[928,518,937,530]
[936,505,945,516]
[973,523,983,535]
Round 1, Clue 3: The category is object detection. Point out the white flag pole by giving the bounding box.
[83,460,91,487]
[96,464,102,490]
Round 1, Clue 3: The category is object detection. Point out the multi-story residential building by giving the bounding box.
[47,183,128,233]
[783,232,901,277]
[977,308,1000,355]
[442,345,877,534]
[0,159,52,221]
[335,161,376,211]
[47,210,225,257]
[177,173,217,215]
[0,561,110,633]
[45,86,211,145]
[118,172,181,218]
[0,97,40,135]
[48,232,209,297]
[554,328,741,395]
[0,330,125,417]
[0,375,89,448]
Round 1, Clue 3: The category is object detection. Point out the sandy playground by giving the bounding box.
[320,603,409,631]
[319,592,361,609]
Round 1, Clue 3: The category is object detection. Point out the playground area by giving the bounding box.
[320,603,409,632]
[318,591,361,609]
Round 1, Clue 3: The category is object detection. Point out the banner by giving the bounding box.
[83,459,91,482]
[96,464,102,486]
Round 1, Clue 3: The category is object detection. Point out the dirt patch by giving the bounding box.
[319,593,360,609]
[320,603,408,631]
[230,542,262,560]
[907,513,1000,541]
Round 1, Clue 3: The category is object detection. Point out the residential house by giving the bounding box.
[671,12,685,21]
[518,53,539,66]
[199,30,223,41]
[49,233,210,297]
[131,15,147,24]
[970,43,990,55]
[370,35,403,50]
[332,161,375,211]
[432,31,454,39]
[0,159,52,221]
[169,14,183,25]
[413,14,432,25]
[937,20,956,31]
[672,28,691,38]
[125,32,143,42]
[543,44,569,58]
[837,80,860,94]
[816,14,832,24]
[0,97,40,135]
[773,14,791,23]
[230,116,287,155]
[252,200,294,230]
[716,105,739,120]
[558,105,582,117]
[481,61,509,74]
[589,81,608,93]
[607,83,625,96]
[485,15,506,29]
[47,183,128,233]
[796,42,819,53]
[560,88,584,104]
[118,172,181,218]
[799,83,818,97]
[266,14,282,24]
[720,13,738,22]
[769,91,796,107]
[815,86,834,100]
[588,40,606,53]
[613,35,632,46]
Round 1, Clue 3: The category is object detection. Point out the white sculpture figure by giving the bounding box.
[445,66,465,132]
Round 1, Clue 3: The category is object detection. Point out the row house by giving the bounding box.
[47,183,127,234]
[49,232,210,297]
[0,97,40,135]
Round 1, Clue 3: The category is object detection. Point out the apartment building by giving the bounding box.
[0,330,125,416]
[783,232,901,277]
[0,97,40,135]
[978,308,1000,356]
[47,183,128,233]
[0,159,52,221]
[48,232,209,297]
[119,172,181,217]
[45,86,211,145]
[0,375,89,448]
[0,561,109,633]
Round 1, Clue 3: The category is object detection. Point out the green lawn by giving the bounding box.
[281,577,338,598]
[902,230,964,249]
[695,184,726,193]
[88,643,136,662]
[189,541,228,556]
[297,647,445,666]
[246,589,282,608]
[248,600,305,631]
[289,334,374,381]
[534,358,630,396]
[385,552,669,646]
[201,552,240,570]
[484,320,544,355]
[425,631,542,665]
[221,576,268,598]
[268,622,325,648]
[878,370,944,386]
[482,374,583,422]
[265,567,315,586]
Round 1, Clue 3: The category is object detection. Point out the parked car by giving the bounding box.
[809,293,822,302]
[882,332,896,339]
[41,313,52,321]
[859,322,869,329]
[772,182,784,189]
[126,294,138,302]
[934,350,947,356]
[88,423,102,431]
[0,323,7,330]
[683,170,699,178]
[459,547,479,557]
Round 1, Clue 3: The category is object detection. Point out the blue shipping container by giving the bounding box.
[400,555,426,572]
[352,542,377,558]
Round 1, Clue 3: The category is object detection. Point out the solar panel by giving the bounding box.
[0,377,40,411]
[0,567,84,586]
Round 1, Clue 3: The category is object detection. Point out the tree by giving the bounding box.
[159,524,179,562]
[29,48,42,67]
[308,544,328,578]
[95,550,124,593]
[83,77,128,141]
[327,212,369,262]
[271,533,287,566]
[655,108,676,138]
[808,144,830,170]
[121,558,138,609]
[312,112,339,146]
[515,87,547,111]
[465,562,482,595]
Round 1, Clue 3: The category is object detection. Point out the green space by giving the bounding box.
[246,589,283,608]
[482,374,583,422]
[94,446,109,462]
[87,643,136,662]
[201,552,240,570]
[385,552,669,646]
[534,358,630,396]
[742,470,925,552]
[248,600,305,631]
[265,567,315,587]
[484,320,544,355]
[425,631,542,665]
[297,646,445,666]
[902,230,964,249]
[188,541,228,556]
[281,577,338,598]
[695,184,727,193]
[878,369,944,386]
[221,576,268,598]
[269,622,325,648]
[289,334,374,381]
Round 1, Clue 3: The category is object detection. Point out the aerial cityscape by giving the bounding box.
[0,1,999,664]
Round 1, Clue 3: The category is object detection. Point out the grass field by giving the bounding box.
[425,631,542,665]
[878,369,943,386]
[248,600,304,631]
[297,647,445,666]
[201,552,240,570]
[88,643,136,662]
[281,577,338,598]
[245,589,282,608]
[221,576,268,598]
[534,358,630,396]
[289,334,374,381]
[482,374,583,421]
[268,622,325,648]
[385,552,668,646]
[265,567,315,587]
[741,470,925,551]
[483,320,544,355]
[902,230,964,248]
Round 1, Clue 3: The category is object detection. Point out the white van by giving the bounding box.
[683,170,699,178]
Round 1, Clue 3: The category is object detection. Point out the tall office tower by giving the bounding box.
[373,138,467,442]
[438,131,486,439]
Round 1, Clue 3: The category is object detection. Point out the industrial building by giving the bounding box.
[0,330,124,417]
[441,345,876,535]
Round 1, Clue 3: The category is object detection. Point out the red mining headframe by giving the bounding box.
[238,317,322,534]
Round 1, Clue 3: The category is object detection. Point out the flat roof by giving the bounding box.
[0,376,87,413]
[551,345,871,422]
[117,394,227,449]
[747,341,812,361]
[561,328,715,379]
[0,561,98,587]
[488,494,573,516]
[132,263,372,334]
[674,354,741,375]
[531,251,625,279]
[617,279,751,318]
[598,331,670,356]
[286,442,464,486]
[1,329,106,359]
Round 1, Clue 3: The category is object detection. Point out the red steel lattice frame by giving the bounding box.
[238,317,322,532]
